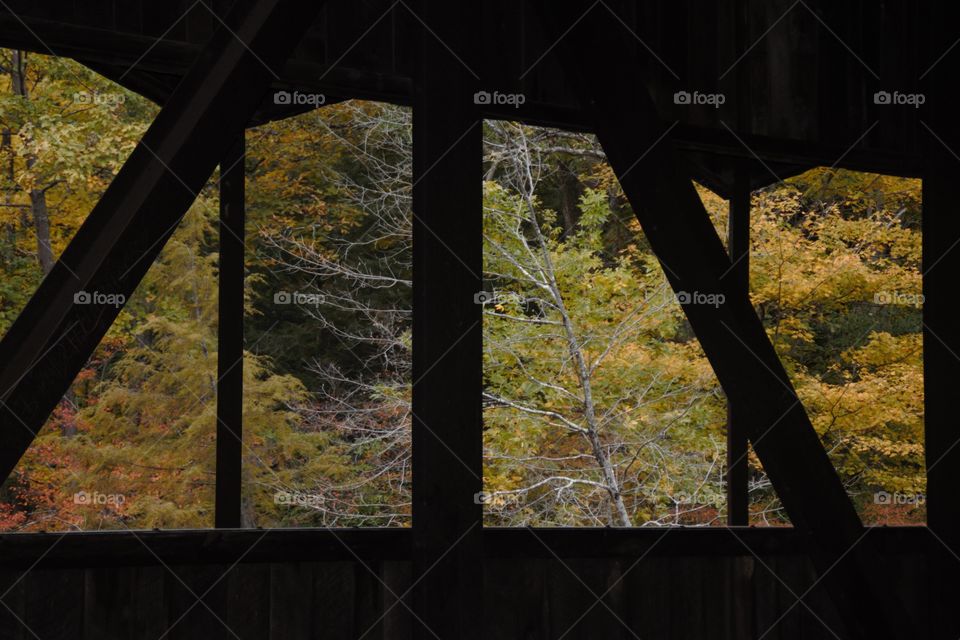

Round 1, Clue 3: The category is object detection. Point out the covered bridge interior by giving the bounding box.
[0,1,956,638]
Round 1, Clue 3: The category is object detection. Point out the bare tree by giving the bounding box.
[254,102,413,526]
[259,104,727,527]
[481,122,724,527]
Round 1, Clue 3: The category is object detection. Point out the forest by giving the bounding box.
[0,50,925,531]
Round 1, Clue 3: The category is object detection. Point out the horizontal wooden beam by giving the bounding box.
[0,13,922,177]
[0,527,929,570]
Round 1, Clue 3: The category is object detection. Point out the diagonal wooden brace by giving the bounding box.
[0,0,327,482]
[535,3,913,638]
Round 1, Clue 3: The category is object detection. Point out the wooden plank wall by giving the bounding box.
[0,551,927,639]
[0,0,927,164]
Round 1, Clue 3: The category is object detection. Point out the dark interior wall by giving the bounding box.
[0,528,930,639]
[0,550,927,640]
[0,0,929,174]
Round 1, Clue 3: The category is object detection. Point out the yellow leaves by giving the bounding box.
[753,183,926,495]
[849,435,923,458]
[787,168,921,221]
[0,203,27,227]
[587,162,621,195]
[770,316,815,345]
[694,182,730,231]
[844,331,922,370]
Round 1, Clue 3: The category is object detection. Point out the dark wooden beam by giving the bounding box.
[726,0,752,510]
[0,529,411,569]
[0,527,928,570]
[726,164,750,527]
[535,3,913,638]
[410,1,483,639]
[0,12,407,110]
[921,141,959,640]
[921,2,960,636]
[0,12,923,178]
[0,0,328,483]
[79,62,179,106]
[215,133,245,529]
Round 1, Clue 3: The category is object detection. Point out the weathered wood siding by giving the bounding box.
[0,528,929,639]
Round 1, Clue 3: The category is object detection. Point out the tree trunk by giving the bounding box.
[10,52,55,275]
[557,162,582,238]
[519,131,632,526]
[1,129,14,266]
[11,51,26,95]
[29,187,54,274]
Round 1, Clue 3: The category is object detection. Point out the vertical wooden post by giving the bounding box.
[726,166,750,527]
[922,4,960,628]
[215,133,245,529]
[922,155,960,640]
[410,1,483,639]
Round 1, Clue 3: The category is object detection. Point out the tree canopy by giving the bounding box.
[0,50,924,531]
